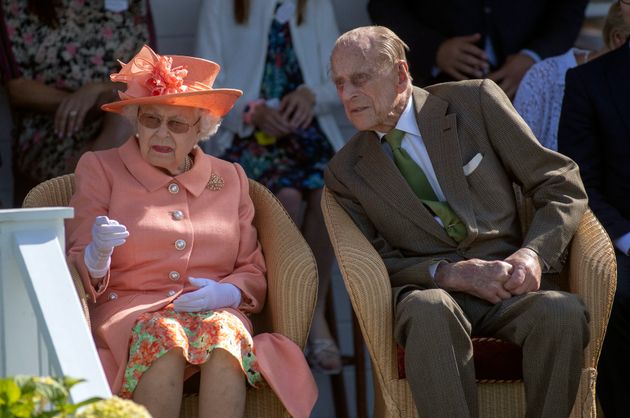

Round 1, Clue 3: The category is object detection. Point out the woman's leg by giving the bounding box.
[276,187,304,225]
[198,348,247,418]
[133,348,186,418]
[303,188,342,372]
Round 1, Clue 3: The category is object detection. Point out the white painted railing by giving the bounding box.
[0,207,111,402]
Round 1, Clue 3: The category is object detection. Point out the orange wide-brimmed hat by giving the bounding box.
[101,45,242,117]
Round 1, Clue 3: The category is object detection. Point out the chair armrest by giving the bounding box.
[322,187,399,383]
[248,180,318,349]
[567,209,617,368]
[68,260,91,329]
[22,174,75,208]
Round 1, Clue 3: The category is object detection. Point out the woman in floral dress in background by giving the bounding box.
[196,0,345,374]
[0,0,154,204]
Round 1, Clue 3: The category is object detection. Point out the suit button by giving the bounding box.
[168,183,180,194]
[172,210,184,220]
[169,271,180,281]
[167,290,176,297]
[108,292,118,300]
[175,239,186,250]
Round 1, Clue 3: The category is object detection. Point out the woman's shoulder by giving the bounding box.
[201,153,247,181]
[76,148,120,170]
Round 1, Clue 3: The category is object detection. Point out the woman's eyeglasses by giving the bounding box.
[138,113,200,134]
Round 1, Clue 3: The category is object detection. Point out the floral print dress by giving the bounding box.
[121,306,262,398]
[220,5,335,193]
[1,0,151,182]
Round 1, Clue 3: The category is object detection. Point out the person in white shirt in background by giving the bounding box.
[514,1,630,151]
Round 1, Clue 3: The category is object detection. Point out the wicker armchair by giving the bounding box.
[23,174,319,418]
[321,186,617,418]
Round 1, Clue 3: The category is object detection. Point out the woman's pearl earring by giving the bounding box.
[135,133,140,138]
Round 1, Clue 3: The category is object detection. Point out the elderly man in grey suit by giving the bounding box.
[325,26,589,418]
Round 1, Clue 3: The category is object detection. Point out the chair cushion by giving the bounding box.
[397,337,523,382]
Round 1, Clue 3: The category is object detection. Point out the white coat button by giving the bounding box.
[175,239,186,250]
[167,290,176,297]
[168,183,180,194]
[108,292,118,300]
[172,210,184,220]
[169,271,180,281]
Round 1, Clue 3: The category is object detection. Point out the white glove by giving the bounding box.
[84,216,129,278]
[173,277,242,312]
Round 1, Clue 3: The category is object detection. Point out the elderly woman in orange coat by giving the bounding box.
[66,46,316,418]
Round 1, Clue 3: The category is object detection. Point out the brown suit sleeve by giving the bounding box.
[479,79,588,271]
[324,163,443,290]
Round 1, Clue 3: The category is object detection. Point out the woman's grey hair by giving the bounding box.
[120,105,222,142]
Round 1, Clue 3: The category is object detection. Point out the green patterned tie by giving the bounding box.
[384,129,467,243]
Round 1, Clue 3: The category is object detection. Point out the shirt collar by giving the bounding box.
[118,138,213,197]
[376,95,420,140]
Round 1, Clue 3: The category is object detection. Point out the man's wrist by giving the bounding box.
[522,247,544,270]
[435,262,453,289]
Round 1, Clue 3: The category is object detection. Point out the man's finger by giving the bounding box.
[455,62,483,79]
[459,33,482,44]
[504,266,526,291]
[458,53,489,74]
[459,42,488,61]
[488,67,506,82]
[447,68,468,81]
[497,287,512,300]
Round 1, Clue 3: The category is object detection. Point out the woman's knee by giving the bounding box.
[203,348,242,375]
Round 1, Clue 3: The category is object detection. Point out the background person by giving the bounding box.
[367,0,589,98]
[558,2,630,414]
[195,0,345,374]
[514,1,630,150]
[0,0,155,204]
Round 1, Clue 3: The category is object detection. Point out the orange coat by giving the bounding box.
[66,138,315,417]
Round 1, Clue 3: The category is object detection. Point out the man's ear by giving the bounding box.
[397,60,411,92]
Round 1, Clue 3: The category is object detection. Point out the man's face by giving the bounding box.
[331,43,404,132]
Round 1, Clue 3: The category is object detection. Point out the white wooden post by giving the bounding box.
[0,208,111,402]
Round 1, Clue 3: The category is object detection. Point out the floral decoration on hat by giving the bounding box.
[147,55,188,96]
[101,45,242,116]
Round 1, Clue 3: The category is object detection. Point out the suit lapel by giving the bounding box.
[605,45,630,140]
[354,132,453,244]
[413,88,479,244]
